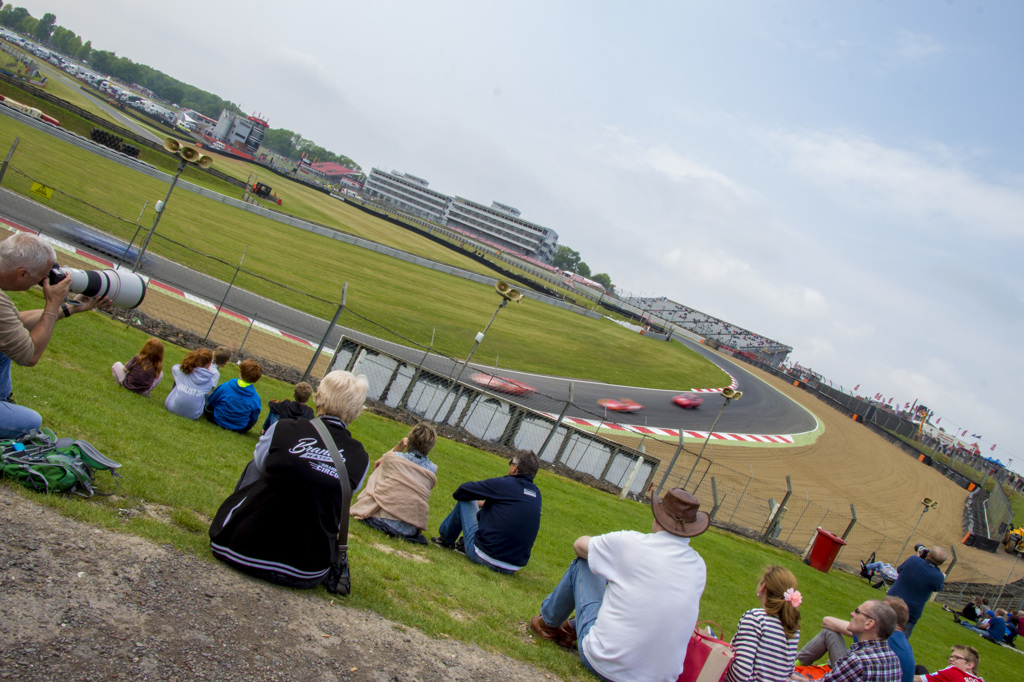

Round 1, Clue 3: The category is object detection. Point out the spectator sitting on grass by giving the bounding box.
[913,645,983,682]
[209,370,370,589]
[204,358,262,433]
[795,595,914,682]
[261,381,314,434]
[431,450,541,575]
[790,599,901,682]
[725,565,802,682]
[350,422,438,544]
[164,348,216,420]
[112,338,164,397]
[210,345,232,385]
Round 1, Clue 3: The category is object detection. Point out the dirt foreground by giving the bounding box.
[0,486,551,682]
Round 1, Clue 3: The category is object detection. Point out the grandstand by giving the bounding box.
[624,295,793,367]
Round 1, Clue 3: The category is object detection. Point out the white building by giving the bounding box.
[211,110,269,155]
[363,169,451,223]
[446,197,558,262]
[363,168,560,262]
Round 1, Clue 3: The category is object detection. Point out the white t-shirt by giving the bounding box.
[582,530,707,682]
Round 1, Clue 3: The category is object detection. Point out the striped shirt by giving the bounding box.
[726,608,799,682]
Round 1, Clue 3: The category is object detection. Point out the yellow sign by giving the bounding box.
[29,182,53,200]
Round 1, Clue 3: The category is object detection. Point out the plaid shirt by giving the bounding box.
[822,639,902,682]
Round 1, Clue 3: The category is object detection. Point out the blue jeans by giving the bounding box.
[437,500,514,575]
[540,557,612,681]
[0,352,40,439]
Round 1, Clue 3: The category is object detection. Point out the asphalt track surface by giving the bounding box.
[0,103,815,437]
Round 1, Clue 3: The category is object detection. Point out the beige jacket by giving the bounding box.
[350,452,437,531]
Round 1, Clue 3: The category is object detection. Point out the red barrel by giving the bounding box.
[806,528,847,572]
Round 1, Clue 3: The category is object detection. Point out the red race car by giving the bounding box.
[469,372,536,396]
[672,393,703,409]
[597,398,644,413]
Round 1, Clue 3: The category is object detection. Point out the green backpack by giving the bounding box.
[0,428,122,497]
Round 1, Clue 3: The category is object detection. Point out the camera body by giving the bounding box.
[46,264,67,286]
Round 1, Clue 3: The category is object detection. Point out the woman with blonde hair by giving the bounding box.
[209,370,371,589]
[725,565,802,682]
[112,338,164,396]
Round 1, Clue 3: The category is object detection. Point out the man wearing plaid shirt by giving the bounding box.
[792,600,902,682]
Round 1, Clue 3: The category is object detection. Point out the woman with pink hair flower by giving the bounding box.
[725,566,802,682]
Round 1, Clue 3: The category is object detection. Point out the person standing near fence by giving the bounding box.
[887,546,946,638]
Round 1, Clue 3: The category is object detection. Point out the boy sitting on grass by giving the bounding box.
[204,358,263,433]
[261,381,314,433]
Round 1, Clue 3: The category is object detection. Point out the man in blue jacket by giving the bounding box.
[204,359,263,433]
[432,450,541,574]
[888,546,946,638]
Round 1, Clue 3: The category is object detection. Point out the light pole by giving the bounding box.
[688,388,743,491]
[131,137,212,272]
[430,281,523,423]
[895,497,938,565]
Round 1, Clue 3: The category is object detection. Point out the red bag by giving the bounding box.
[677,621,736,682]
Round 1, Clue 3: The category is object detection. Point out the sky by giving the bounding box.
[21,1,1024,473]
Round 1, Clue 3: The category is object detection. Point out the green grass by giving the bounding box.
[0,114,729,390]
[3,297,1020,680]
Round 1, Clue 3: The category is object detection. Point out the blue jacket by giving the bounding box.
[206,379,262,432]
[889,555,944,623]
[453,473,541,569]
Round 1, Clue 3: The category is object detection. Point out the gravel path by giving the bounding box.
[0,485,554,681]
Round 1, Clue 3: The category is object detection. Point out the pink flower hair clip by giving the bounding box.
[783,588,802,607]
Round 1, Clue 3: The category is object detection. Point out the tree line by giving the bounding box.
[0,4,360,170]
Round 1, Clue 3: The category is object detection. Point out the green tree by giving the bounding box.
[33,11,55,42]
[591,273,614,292]
[576,262,591,278]
[551,245,582,272]
[0,6,29,30]
[90,49,115,73]
[17,14,35,35]
[77,39,91,62]
[162,85,183,105]
[263,128,301,158]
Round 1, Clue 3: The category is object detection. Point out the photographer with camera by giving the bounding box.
[0,232,109,438]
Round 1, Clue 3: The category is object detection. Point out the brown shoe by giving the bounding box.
[530,615,576,649]
[556,619,577,649]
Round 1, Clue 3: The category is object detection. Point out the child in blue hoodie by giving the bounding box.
[204,359,263,433]
[165,348,218,420]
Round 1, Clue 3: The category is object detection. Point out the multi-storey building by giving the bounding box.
[362,168,559,262]
[363,169,452,224]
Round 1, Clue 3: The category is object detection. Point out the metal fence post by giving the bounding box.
[762,476,792,541]
[729,465,753,525]
[0,137,20,185]
[237,313,257,354]
[538,382,574,461]
[303,283,347,382]
[204,245,247,343]
[656,427,687,495]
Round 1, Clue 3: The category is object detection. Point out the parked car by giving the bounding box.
[672,393,703,409]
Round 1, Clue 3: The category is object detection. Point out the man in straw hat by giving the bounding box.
[530,487,709,681]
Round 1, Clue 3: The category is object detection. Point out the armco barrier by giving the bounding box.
[328,337,660,496]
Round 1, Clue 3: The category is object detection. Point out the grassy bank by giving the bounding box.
[3,296,1019,679]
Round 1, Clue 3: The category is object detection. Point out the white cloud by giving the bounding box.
[769,130,1024,239]
[895,30,946,62]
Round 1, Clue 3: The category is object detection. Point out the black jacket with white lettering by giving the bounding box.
[209,417,369,587]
